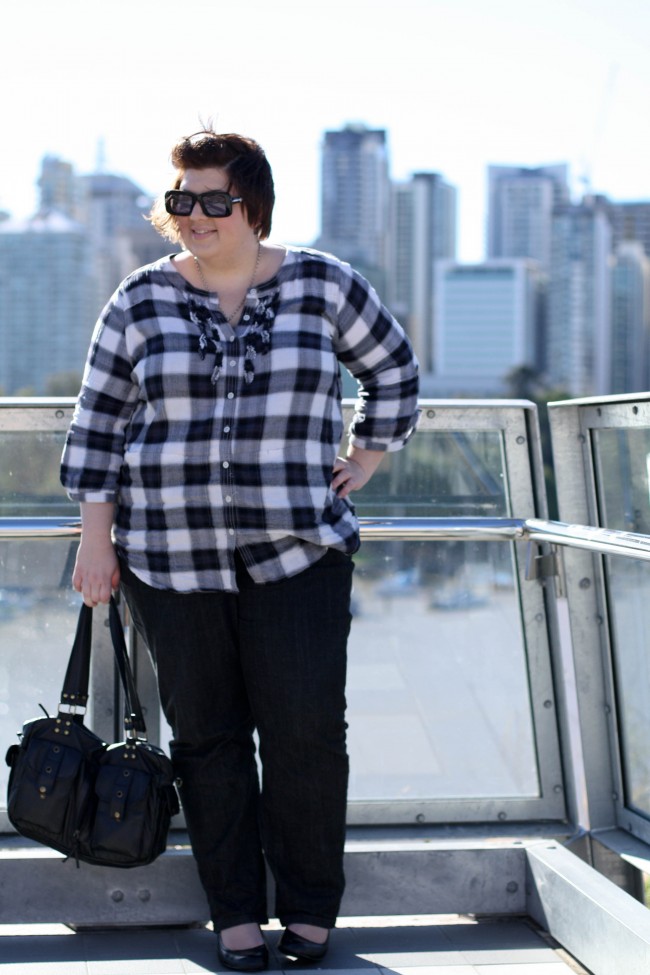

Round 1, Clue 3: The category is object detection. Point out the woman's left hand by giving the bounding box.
[331,448,385,499]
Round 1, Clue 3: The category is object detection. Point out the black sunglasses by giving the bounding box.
[164,189,243,218]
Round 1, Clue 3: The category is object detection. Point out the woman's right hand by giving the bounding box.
[73,502,120,606]
[73,537,120,607]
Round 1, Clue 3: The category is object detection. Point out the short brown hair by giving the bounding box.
[150,130,275,242]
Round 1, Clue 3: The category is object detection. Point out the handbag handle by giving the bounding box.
[59,597,148,739]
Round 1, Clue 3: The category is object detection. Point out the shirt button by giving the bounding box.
[242,314,250,321]
[229,360,236,367]
[224,425,231,433]
[227,392,234,399]
[222,461,229,469]
[228,335,235,342]
[228,528,235,535]
[225,495,232,502]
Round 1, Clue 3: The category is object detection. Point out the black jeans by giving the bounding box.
[119,548,353,932]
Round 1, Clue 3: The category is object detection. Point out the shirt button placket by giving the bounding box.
[222,341,239,544]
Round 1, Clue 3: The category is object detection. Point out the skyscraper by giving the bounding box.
[433,259,545,396]
[387,172,457,372]
[610,241,650,393]
[546,198,613,396]
[487,164,570,270]
[315,124,390,294]
[0,212,96,394]
[0,155,172,395]
[607,201,650,259]
[78,171,175,314]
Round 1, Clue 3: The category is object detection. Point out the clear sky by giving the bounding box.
[2,0,649,261]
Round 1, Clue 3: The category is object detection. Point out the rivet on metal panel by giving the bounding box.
[612,792,618,801]
[138,890,151,902]
[633,405,639,414]
[506,881,518,893]
[543,700,553,709]
[596,615,604,625]
[55,410,65,419]
[553,785,563,794]
[579,577,591,589]
[111,890,124,902]
[498,811,507,821]
[426,410,435,419]
[578,434,586,443]
[535,613,543,622]
[415,813,425,823]
[604,704,611,715]
[516,436,525,444]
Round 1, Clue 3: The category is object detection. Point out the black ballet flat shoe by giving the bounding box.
[277,929,329,962]
[217,933,269,972]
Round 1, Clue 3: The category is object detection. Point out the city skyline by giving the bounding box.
[3,0,649,262]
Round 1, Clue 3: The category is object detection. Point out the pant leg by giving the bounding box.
[236,548,354,929]
[119,561,268,930]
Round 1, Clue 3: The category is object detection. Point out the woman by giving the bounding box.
[61,129,419,971]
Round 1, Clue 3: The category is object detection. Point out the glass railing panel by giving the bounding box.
[346,538,538,802]
[0,430,76,516]
[599,555,650,819]
[1,399,564,826]
[352,430,509,516]
[592,427,650,821]
[0,538,88,807]
[592,427,650,534]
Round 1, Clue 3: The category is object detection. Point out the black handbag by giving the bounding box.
[5,596,179,868]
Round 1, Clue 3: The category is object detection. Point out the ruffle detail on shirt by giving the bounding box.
[242,294,277,383]
[189,299,224,384]
[189,292,278,385]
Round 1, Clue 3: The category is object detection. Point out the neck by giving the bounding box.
[194,237,261,283]
[194,242,262,323]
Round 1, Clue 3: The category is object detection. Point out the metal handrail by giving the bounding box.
[3,515,650,562]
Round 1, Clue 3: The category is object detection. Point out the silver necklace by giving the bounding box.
[193,243,261,324]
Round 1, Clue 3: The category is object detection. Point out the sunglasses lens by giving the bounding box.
[202,193,230,217]
[165,192,193,215]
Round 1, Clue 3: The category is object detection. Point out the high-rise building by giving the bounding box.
[610,241,650,393]
[0,212,96,394]
[38,156,83,220]
[78,171,175,314]
[546,198,613,396]
[607,201,650,259]
[487,164,570,269]
[0,156,173,395]
[387,172,457,372]
[432,259,545,396]
[315,124,390,294]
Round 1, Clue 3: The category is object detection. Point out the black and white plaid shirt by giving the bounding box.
[61,247,420,592]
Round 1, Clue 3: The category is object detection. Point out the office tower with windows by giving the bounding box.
[607,201,650,259]
[432,259,545,396]
[547,198,613,396]
[487,164,570,270]
[610,241,650,393]
[78,171,175,314]
[0,212,96,394]
[315,124,390,295]
[388,172,457,372]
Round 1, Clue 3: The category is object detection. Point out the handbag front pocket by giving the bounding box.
[6,721,103,849]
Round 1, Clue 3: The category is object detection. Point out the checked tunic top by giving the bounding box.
[60,246,420,593]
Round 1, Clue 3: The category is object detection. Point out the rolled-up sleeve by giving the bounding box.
[60,294,139,501]
[334,264,420,451]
